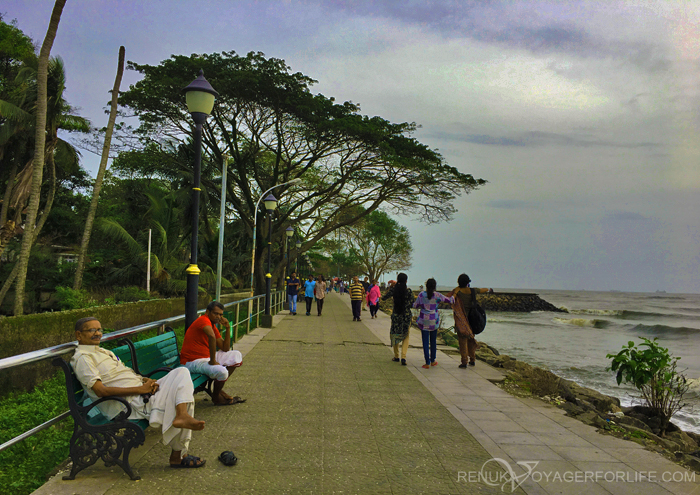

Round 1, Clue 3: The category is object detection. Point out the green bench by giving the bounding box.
[53,343,148,481]
[122,327,214,399]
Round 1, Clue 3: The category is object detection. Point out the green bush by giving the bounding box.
[54,286,97,310]
[607,337,689,435]
[0,373,71,495]
[114,286,152,303]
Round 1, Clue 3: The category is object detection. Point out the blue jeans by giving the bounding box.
[421,330,437,364]
[288,294,297,313]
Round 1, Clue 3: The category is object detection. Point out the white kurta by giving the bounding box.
[71,345,194,452]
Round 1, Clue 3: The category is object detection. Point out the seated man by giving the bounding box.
[71,317,206,469]
[180,301,243,405]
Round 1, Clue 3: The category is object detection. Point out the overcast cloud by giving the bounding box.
[4,0,700,292]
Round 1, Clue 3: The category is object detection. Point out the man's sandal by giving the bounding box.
[170,455,206,468]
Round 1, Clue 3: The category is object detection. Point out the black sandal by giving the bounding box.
[171,455,206,468]
[392,357,400,362]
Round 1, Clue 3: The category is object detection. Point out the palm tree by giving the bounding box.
[96,187,226,296]
[73,46,125,290]
[11,0,66,315]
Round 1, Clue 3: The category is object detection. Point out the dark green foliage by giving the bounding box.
[114,286,153,303]
[607,337,689,435]
[0,372,71,495]
[54,286,96,310]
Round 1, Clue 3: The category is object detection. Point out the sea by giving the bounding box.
[417,288,700,434]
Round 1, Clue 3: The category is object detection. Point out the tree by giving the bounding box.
[74,46,125,290]
[344,210,412,282]
[118,51,485,292]
[0,56,90,311]
[14,0,67,315]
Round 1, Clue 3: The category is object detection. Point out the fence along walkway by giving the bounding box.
[35,293,698,495]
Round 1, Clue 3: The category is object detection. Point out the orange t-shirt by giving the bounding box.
[180,315,221,365]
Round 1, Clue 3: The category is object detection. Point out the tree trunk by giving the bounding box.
[74,46,125,290]
[13,0,66,316]
[0,148,58,310]
[0,161,18,227]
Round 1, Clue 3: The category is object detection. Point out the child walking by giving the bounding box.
[413,278,453,369]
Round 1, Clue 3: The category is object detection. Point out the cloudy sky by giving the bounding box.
[5,0,700,293]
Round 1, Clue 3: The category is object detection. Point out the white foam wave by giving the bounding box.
[687,378,700,391]
[553,317,605,328]
[568,308,623,316]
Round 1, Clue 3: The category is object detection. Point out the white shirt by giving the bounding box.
[70,344,143,419]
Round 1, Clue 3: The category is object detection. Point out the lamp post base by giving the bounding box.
[260,314,274,328]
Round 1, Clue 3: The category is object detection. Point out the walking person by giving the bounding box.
[303,274,316,316]
[315,275,327,316]
[381,273,414,365]
[287,271,300,315]
[348,276,365,321]
[447,274,493,368]
[367,279,381,319]
[413,278,453,369]
[361,276,370,311]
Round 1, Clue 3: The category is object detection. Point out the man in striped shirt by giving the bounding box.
[348,276,366,321]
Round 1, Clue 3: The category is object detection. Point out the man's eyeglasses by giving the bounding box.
[80,328,103,334]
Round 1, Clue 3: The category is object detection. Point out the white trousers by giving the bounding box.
[183,350,243,381]
[129,367,194,453]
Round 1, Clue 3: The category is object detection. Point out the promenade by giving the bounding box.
[36,293,698,495]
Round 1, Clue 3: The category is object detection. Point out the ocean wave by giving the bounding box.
[553,317,609,328]
[566,308,700,321]
[628,323,700,336]
[568,308,624,316]
[688,378,700,392]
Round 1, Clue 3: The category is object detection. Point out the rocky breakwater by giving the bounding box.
[436,292,567,313]
[475,343,700,472]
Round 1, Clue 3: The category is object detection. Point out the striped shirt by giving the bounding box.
[348,282,365,300]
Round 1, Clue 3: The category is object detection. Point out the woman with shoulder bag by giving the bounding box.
[447,274,492,369]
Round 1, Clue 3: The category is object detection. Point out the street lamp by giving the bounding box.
[262,194,277,325]
[283,226,294,310]
[285,227,294,279]
[295,239,302,272]
[183,69,218,331]
[248,178,302,328]
[249,178,302,297]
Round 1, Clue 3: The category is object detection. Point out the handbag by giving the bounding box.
[468,288,487,335]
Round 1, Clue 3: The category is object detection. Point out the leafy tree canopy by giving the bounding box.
[118,51,485,289]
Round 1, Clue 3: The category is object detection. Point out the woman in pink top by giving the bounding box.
[366,280,381,319]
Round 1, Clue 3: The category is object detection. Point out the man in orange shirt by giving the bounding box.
[180,301,243,405]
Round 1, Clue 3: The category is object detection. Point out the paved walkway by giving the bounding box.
[36,293,698,495]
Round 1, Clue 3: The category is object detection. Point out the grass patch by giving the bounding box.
[0,372,72,495]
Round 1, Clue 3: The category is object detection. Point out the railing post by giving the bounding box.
[234,303,240,342]
[257,297,260,327]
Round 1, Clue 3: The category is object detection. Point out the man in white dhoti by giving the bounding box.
[180,301,244,405]
[71,317,207,469]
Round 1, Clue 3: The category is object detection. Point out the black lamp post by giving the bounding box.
[263,194,277,320]
[285,227,294,279]
[283,226,293,310]
[295,239,302,273]
[183,70,218,331]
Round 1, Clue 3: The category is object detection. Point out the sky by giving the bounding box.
[4,0,700,293]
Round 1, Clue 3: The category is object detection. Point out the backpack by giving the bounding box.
[468,288,487,335]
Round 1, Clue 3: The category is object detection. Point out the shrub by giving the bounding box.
[0,373,71,495]
[114,286,152,303]
[607,337,688,435]
[54,286,97,310]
